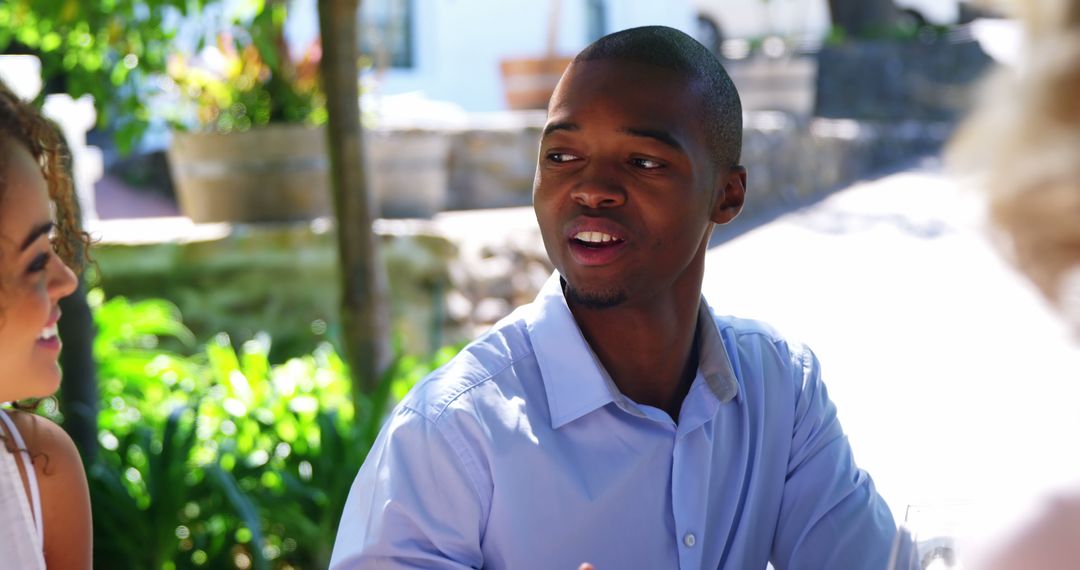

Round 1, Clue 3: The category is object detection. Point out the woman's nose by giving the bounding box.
[48,253,78,300]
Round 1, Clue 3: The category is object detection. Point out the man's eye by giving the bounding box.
[631,158,663,169]
[547,152,579,163]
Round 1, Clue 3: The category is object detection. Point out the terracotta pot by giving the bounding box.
[167,124,331,223]
[499,56,574,110]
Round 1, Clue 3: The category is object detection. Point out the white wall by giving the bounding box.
[289,0,695,112]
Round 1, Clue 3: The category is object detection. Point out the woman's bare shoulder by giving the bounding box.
[6,409,83,475]
[6,409,93,569]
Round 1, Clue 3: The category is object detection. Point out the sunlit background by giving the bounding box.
[2,0,1076,568]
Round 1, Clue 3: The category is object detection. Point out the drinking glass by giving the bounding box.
[887,503,972,570]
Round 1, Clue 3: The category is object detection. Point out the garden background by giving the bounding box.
[0,0,1012,567]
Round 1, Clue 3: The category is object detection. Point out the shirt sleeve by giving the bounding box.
[329,405,487,569]
[770,343,899,570]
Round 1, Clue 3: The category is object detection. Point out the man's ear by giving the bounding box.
[711,165,747,225]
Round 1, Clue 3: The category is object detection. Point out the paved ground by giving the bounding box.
[94,174,178,219]
[702,163,1080,534]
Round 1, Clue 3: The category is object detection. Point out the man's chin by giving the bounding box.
[563,282,628,310]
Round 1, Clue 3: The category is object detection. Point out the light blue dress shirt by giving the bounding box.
[331,273,897,569]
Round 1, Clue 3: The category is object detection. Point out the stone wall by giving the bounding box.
[111,108,952,220]
[814,37,994,122]
[410,111,951,215]
[445,112,546,210]
[89,212,547,362]
[738,113,951,220]
[91,111,951,361]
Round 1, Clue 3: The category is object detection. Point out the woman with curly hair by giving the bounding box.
[950,0,1080,568]
[0,77,92,568]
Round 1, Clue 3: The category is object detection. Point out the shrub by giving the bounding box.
[88,290,457,568]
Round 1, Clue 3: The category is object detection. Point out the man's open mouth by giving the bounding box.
[571,231,625,249]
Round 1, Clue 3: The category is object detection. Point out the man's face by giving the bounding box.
[533,59,738,310]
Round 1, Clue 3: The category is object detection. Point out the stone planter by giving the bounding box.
[167,124,331,223]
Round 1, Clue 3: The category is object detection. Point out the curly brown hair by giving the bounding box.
[0,78,91,275]
[0,78,93,422]
[949,0,1080,317]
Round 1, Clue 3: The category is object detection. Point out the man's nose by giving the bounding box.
[570,163,627,209]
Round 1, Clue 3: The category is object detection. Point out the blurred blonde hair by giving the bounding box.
[948,0,1080,318]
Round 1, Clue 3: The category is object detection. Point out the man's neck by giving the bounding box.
[569,289,703,421]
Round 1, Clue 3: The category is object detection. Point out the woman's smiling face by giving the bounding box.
[0,136,77,402]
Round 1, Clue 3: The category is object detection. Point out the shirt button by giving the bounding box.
[683,533,696,548]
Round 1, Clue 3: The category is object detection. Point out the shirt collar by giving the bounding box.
[526,272,739,430]
[695,301,741,404]
[526,273,616,429]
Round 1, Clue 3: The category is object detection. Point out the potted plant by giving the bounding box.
[499,0,574,110]
[164,0,331,223]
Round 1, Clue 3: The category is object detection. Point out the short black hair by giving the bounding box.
[574,25,742,167]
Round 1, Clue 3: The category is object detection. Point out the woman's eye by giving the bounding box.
[547,152,579,163]
[27,252,49,273]
[631,158,663,170]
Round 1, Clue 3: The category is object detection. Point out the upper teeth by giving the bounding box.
[575,231,616,243]
[38,324,57,340]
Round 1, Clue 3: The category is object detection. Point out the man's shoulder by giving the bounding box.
[399,308,538,425]
[706,310,811,375]
[709,310,790,347]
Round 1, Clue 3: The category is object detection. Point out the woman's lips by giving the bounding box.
[37,309,62,351]
[36,336,61,351]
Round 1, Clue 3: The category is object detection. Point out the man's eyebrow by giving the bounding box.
[542,121,578,138]
[20,221,54,252]
[621,127,684,152]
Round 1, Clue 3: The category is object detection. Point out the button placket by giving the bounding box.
[671,423,712,569]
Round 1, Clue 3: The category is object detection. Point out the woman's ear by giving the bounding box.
[711,165,747,225]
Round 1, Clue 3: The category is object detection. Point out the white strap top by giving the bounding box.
[0,407,47,569]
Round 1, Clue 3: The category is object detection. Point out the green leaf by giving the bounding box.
[109,60,130,85]
[206,465,269,570]
[40,31,62,51]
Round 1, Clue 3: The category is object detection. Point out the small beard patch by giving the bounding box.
[564,283,628,310]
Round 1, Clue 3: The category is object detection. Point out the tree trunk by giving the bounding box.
[828,0,900,38]
[58,279,98,463]
[53,126,98,463]
[317,0,391,400]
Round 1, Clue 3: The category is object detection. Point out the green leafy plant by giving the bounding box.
[88,291,458,568]
[164,0,326,133]
[0,0,211,152]
[0,0,325,152]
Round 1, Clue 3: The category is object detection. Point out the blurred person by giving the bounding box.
[949,0,1080,568]
[0,78,92,569]
[331,26,897,569]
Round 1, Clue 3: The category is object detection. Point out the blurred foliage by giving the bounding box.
[824,21,949,46]
[86,290,459,569]
[164,0,327,134]
[0,0,206,152]
[0,0,325,153]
